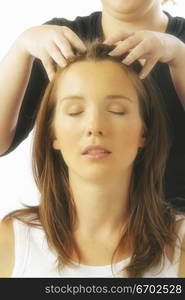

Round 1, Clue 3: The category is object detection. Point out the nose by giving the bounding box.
[87,128,103,136]
[85,112,105,137]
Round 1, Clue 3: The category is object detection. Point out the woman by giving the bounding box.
[0,0,185,211]
[0,43,185,278]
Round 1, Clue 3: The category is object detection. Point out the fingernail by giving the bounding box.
[103,39,112,45]
[62,62,67,67]
[109,50,117,56]
[139,73,145,79]
[122,59,130,65]
[48,74,54,81]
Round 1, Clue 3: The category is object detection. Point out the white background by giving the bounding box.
[0,0,184,219]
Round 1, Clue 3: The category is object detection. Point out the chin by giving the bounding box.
[79,170,114,183]
[110,0,140,14]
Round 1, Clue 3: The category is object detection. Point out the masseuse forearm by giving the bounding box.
[0,39,34,155]
[169,41,185,110]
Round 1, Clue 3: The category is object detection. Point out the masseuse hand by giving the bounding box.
[104,30,181,79]
[18,25,86,80]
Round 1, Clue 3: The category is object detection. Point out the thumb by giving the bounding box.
[103,30,134,45]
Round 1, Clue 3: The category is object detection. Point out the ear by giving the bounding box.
[139,131,146,149]
[139,136,145,148]
[52,139,60,150]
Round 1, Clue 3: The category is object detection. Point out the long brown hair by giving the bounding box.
[4,42,178,277]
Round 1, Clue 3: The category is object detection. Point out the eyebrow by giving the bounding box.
[60,94,133,103]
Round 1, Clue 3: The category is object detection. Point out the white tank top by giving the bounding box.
[11,215,185,277]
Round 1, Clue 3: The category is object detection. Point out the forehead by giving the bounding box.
[54,60,138,101]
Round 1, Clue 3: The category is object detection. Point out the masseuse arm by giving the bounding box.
[168,43,185,110]
[0,25,86,155]
[105,31,185,109]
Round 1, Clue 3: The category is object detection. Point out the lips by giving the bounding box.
[82,145,111,155]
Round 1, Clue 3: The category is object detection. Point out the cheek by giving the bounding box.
[114,118,143,152]
[54,116,80,153]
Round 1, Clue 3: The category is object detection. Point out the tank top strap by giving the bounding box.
[11,218,30,277]
[171,214,185,273]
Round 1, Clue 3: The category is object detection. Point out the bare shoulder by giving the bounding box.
[178,234,185,277]
[165,214,185,264]
[177,215,185,277]
[0,218,14,277]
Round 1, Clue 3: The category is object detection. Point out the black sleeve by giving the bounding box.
[0,15,94,156]
[2,57,48,156]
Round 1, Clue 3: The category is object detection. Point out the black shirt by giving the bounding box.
[1,11,185,209]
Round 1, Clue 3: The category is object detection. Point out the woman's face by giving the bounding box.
[53,60,145,183]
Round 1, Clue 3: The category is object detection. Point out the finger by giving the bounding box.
[138,58,146,66]
[109,34,142,56]
[42,56,56,81]
[139,57,158,79]
[63,27,87,52]
[104,30,134,45]
[122,41,149,65]
[48,43,67,67]
[55,35,75,59]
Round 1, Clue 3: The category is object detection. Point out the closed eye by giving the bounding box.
[68,111,125,116]
[68,112,83,116]
[109,111,125,115]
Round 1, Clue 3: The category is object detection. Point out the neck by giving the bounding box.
[69,172,130,238]
[102,2,168,39]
